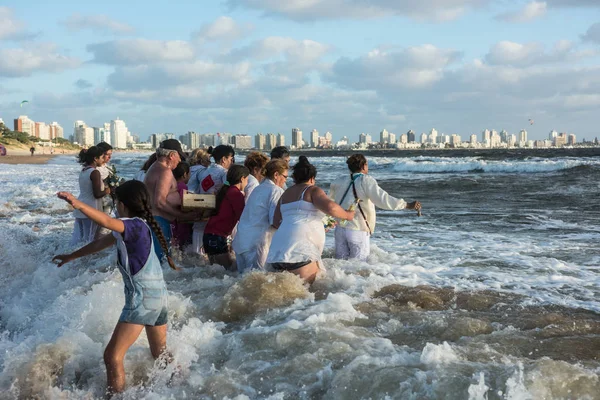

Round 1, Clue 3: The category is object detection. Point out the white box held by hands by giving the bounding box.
[182,190,216,210]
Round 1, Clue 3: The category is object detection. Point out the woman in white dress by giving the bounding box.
[191,145,235,254]
[70,146,111,245]
[233,159,288,273]
[267,156,355,283]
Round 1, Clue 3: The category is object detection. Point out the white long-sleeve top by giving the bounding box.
[329,173,407,233]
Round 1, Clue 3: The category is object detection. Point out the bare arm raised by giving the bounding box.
[310,186,355,221]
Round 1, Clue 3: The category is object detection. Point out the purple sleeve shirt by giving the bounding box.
[121,218,153,276]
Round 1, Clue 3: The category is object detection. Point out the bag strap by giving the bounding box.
[339,173,361,205]
[351,174,372,235]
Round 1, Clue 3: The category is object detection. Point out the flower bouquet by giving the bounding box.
[322,215,337,232]
[105,165,126,212]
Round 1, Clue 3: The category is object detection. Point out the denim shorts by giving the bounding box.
[203,233,229,255]
[119,289,168,326]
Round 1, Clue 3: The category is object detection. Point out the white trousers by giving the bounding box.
[334,226,370,261]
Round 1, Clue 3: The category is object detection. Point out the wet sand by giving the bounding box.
[0,154,57,165]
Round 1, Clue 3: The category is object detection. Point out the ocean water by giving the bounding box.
[0,150,599,399]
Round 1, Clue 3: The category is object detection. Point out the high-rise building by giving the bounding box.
[420,133,427,143]
[267,133,276,150]
[470,134,478,145]
[554,133,567,147]
[276,133,285,147]
[568,134,576,145]
[549,130,558,140]
[399,134,407,144]
[380,129,389,144]
[49,122,63,139]
[325,131,332,143]
[310,129,319,148]
[186,131,200,149]
[255,133,265,150]
[429,129,438,144]
[94,127,105,144]
[233,134,252,149]
[500,130,508,143]
[74,121,94,146]
[35,122,50,140]
[388,133,396,144]
[407,130,416,143]
[359,133,369,144]
[14,116,35,136]
[292,128,303,149]
[102,123,111,145]
[490,130,501,147]
[201,134,216,147]
[482,129,491,146]
[450,134,461,146]
[110,118,128,149]
[519,129,528,145]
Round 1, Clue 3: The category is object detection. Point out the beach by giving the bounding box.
[0,150,598,399]
[0,154,57,164]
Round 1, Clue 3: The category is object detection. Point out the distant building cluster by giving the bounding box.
[72,118,138,149]
[13,116,63,141]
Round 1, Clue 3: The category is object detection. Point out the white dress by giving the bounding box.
[71,167,104,245]
[233,179,283,273]
[266,187,325,265]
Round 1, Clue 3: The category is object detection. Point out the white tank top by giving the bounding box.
[74,167,104,219]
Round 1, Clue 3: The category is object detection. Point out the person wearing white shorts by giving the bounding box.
[329,154,421,261]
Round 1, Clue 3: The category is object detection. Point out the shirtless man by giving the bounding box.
[144,139,196,260]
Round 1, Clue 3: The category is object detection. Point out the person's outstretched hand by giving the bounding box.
[57,191,76,206]
[52,254,74,267]
[408,201,421,210]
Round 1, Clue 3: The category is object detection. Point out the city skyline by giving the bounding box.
[1,2,600,142]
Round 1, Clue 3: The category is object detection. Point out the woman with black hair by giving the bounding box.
[191,144,235,255]
[71,146,111,245]
[267,156,355,283]
[203,165,250,268]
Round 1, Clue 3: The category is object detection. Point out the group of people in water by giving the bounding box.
[52,139,421,396]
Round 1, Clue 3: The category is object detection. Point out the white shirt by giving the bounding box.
[233,179,283,261]
[244,174,260,203]
[97,164,111,180]
[196,164,227,194]
[329,173,406,233]
[187,164,208,193]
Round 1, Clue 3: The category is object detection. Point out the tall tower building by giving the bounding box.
[380,129,389,144]
[277,133,285,147]
[255,133,265,150]
[519,129,528,144]
[267,133,276,150]
[407,130,416,143]
[292,128,303,149]
[429,129,438,144]
[310,129,319,148]
[110,118,128,149]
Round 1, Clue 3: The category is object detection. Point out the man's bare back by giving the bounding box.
[145,160,180,221]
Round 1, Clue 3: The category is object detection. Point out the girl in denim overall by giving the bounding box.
[53,180,177,396]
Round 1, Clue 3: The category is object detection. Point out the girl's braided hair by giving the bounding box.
[115,180,178,270]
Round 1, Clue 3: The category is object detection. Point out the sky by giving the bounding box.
[1,0,600,142]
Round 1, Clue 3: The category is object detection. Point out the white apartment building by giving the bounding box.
[292,128,303,149]
[310,129,319,148]
[110,118,128,149]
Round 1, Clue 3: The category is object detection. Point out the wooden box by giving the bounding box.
[182,190,216,211]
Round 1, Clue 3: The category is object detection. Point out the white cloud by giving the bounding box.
[87,39,195,65]
[485,40,575,66]
[496,1,547,23]
[0,7,37,40]
[193,16,251,43]
[63,14,135,35]
[581,22,600,44]
[227,0,485,22]
[0,43,80,77]
[328,45,462,90]
[106,61,252,90]
[224,36,331,63]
